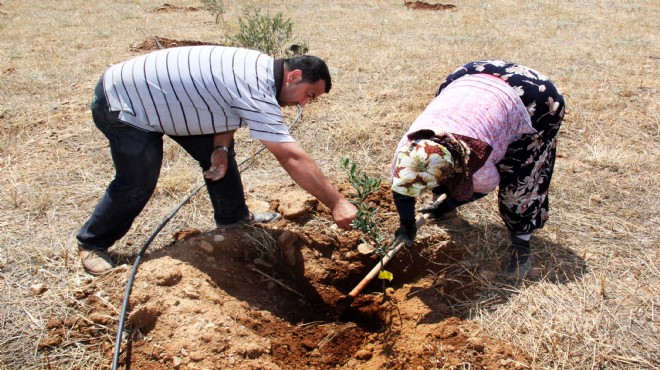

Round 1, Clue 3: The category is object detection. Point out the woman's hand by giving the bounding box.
[394,221,417,247]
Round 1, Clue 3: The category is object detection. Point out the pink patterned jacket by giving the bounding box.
[393,74,536,194]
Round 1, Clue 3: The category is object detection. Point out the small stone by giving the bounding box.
[189,351,204,362]
[467,337,485,352]
[38,335,62,349]
[355,349,372,360]
[277,190,318,219]
[46,318,62,329]
[173,356,182,366]
[357,243,374,255]
[244,345,267,359]
[180,348,189,356]
[29,283,47,296]
[89,313,111,325]
[184,291,200,300]
[198,241,214,254]
[246,199,271,213]
[172,229,201,241]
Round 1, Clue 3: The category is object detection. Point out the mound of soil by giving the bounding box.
[404,1,456,11]
[130,37,231,53]
[148,3,201,13]
[41,188,530,369]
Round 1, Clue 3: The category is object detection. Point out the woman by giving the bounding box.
[391,60,565,278]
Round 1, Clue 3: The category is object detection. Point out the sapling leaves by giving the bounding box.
[340,157,387,259]
[341,158,395,292]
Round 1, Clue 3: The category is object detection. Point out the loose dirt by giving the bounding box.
[130,37,230,53]
[148,4,202,13]
[404,2,456,11]
[41,187,530,369]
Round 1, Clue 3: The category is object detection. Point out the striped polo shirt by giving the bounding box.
[102,46,293,142]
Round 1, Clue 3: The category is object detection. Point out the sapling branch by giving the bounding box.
[341,157,391,294]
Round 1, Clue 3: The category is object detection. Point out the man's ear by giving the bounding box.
[286,69,303,84]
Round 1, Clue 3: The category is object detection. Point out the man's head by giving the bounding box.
[279,55,332,107]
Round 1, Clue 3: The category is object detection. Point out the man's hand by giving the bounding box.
[394,222,417,247]
[331,198,357,230]
[203,148,228,181]
[260,140,358,230]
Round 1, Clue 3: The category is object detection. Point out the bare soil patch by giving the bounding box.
[148,3,201,13]
[40,188,530,369]
[404,1,456,11]
[130,36,229,53]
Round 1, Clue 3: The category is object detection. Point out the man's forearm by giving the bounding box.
[261,141,343,209]
[281,156,344,209]
[261,140,356,230]
[213,131,235,148]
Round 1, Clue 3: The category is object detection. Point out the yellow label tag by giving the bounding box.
[378,270,393,282]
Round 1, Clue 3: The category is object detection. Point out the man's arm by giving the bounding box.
[260,140,357,230]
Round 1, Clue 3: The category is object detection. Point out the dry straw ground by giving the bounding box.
[0,0,658,369]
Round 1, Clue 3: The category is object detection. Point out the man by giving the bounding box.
[77,46,357,276]
[391,60,565,278]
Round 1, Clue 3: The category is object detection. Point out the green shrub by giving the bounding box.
[232,5,293,57]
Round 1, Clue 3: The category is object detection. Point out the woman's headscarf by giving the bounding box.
[391,129,492,201]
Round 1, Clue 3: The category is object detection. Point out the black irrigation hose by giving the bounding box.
[111,106,303,369]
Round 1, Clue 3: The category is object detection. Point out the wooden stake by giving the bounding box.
[347,194,447,299]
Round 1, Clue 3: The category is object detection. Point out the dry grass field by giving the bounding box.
[0,0,658,369]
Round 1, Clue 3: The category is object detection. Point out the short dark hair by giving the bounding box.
[284,55,332,93]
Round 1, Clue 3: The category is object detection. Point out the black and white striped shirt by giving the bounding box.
[102,46,293,142]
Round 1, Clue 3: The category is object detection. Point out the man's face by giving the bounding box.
[278,70,327,108]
